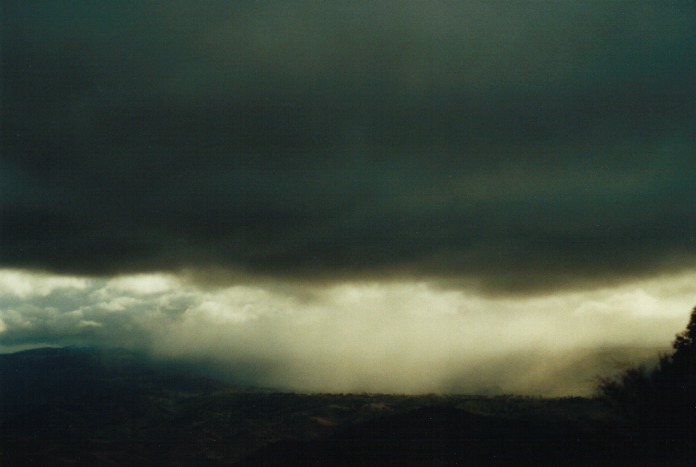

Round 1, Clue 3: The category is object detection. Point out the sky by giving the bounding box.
[2,1,696,395]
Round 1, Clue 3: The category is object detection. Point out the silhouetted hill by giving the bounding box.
[240,404,604,466]
[0,347,234,465]
[0,346,688,466]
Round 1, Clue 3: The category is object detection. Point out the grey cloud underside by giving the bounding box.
[2,1,696,291]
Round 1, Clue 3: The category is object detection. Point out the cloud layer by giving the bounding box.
[2,268,694,395]
[2,1,695,292]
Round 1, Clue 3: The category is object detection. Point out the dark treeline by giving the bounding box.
[597,305,696,464]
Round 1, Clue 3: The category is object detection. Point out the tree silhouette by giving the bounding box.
[597,305,696,462]
[672,306,696,362]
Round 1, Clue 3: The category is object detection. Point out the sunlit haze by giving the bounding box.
[1,268,694,395]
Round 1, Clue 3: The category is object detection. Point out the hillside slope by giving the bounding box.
[0,346,678,466]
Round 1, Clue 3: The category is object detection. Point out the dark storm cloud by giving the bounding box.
[2,1,696,292]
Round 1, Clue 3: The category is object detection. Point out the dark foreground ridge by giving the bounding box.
[0,347,691,466]
[240,404,600,467]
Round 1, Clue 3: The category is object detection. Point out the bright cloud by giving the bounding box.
[0,269,88,299]
[1,268,694,395]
